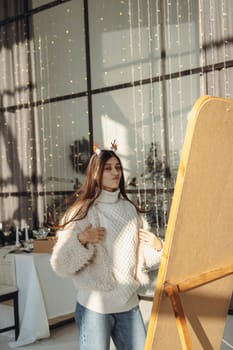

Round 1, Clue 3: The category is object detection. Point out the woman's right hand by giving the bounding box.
[77,224,106,245]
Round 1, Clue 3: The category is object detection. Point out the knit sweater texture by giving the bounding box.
[50,189,162,314]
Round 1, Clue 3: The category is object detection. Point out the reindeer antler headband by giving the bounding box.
[93,140,118,155]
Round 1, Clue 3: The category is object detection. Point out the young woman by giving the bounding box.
[50,149,163,350]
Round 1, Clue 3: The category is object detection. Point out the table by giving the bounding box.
[0,251,77,348]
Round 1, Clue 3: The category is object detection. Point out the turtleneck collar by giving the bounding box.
[95,189,120,204]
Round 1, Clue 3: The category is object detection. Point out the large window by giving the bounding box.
[0,0,233,234]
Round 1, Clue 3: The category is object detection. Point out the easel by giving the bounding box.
[144,96,233,350]
[164,264,233,349]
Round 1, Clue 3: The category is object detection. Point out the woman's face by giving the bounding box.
[101,156,122,192]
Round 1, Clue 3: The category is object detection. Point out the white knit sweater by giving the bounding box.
[50,189,162,314]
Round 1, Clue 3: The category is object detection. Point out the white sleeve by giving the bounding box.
[50,221,95,277]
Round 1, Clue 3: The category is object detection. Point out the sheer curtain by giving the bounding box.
[0,1,43,231]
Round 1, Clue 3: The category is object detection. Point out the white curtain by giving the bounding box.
[0,1,43,231]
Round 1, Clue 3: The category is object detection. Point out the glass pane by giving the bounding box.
[92,86,159,184]
[37,97,89,193]
[32,0,86,100]
[89,0,161,89]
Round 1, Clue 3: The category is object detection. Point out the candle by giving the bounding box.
[25,226,29,241]
[16,226,20,247]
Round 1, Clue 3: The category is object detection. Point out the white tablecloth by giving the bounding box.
[6,253,77,348]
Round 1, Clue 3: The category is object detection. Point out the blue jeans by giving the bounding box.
[75,303,146,350]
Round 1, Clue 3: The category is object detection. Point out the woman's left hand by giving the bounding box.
[138,229,163,251]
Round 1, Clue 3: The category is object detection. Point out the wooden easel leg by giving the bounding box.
[165,285,193,350]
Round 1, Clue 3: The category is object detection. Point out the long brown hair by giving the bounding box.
[57,150,140,229]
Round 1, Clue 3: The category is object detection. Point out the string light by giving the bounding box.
[137,0,147,207]
[209,0,216,95]
[146,0,160,232]
[128,0,139,207]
